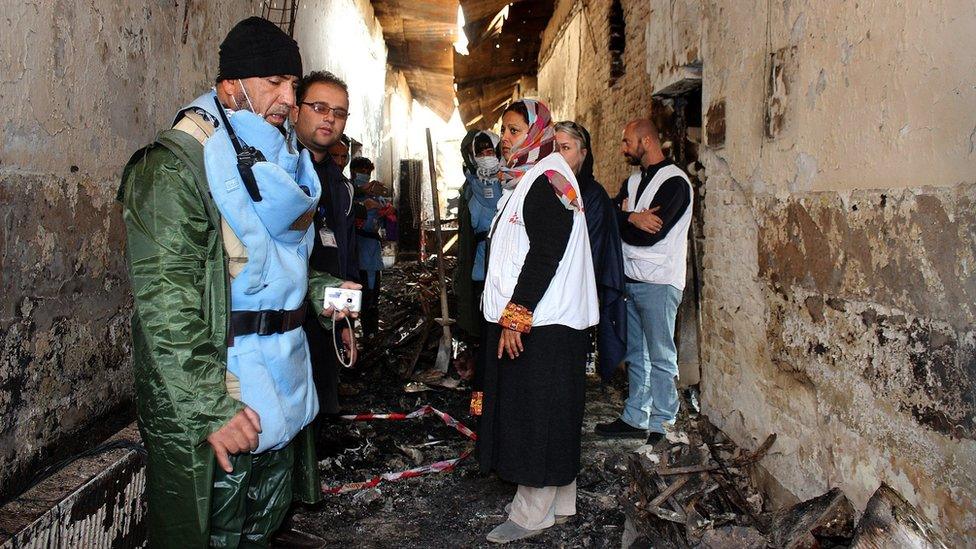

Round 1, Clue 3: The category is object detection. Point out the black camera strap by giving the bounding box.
[213,97,265,202]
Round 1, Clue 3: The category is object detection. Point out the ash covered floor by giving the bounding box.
[290,262,639,547]
[295,367,637,548]
[283,262,949,548]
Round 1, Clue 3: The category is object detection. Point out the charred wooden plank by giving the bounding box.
[765,487,855,548]
[850,484,949,549]
[650,475,691,508]
[647,504,687,524]
[657,463,720,475]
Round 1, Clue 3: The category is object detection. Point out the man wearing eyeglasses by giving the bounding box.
[292,72,360,423]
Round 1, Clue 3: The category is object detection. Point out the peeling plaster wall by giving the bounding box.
[293,0,388,174]
[537,9,581,122]
[697,1,976,543]
[0,0,254,499]
[383,68,416,202]
[538,0,976,543]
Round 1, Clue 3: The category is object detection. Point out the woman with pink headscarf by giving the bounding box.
[478,99,599,543]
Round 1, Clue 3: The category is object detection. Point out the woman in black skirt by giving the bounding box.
[478,98,599,543]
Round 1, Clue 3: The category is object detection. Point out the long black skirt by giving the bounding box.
[477,323,588,487]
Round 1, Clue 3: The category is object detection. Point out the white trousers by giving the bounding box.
[508,480,577,530]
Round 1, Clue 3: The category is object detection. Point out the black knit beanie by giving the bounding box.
[218,17,302,81]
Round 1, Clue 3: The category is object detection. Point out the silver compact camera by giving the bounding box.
[323,287,362,313]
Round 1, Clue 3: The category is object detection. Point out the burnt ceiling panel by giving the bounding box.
[455,0,555,129]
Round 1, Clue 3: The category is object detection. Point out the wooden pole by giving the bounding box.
[425,129,453,373]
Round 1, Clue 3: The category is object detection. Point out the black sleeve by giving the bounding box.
[619,176,690,246]
[582,185,610,284]
[612,180,629,207]
[612,179,631,228]
[510,175,574,311]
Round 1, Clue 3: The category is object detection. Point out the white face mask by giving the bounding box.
[232,79,257,114]
[474,156,500,179]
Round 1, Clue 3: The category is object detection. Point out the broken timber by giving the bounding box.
[621,410,952,549]
[849,484,950,549]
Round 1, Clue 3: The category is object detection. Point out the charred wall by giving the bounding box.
[0,0,254,499]
[696,0,976,543]
[537,0,976,543]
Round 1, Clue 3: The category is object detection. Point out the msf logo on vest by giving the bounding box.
[508,212,524,226]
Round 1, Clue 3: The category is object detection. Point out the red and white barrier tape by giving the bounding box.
[322,405,477,495]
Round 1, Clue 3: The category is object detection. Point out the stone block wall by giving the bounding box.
[537,0,655,194]
[537,0,976,542]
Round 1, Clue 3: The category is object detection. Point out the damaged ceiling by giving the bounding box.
[454,0,555,129]
[370,0,459,120]
[367,0,554,127]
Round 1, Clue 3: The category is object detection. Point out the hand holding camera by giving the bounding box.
[322,281,363,320]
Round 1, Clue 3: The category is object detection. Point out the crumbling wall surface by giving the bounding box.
[0,0,253,499]
[382,68,416,200]
[695,0,976,543]
[537,0,656,194]
[537,9,581,122]
[539,0,976,542]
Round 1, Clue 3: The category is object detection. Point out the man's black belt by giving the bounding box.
[229,303,307,342]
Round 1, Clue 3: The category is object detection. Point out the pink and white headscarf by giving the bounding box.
[498,99,556,186]
[499,99,580,211]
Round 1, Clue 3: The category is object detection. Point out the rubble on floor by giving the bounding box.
[356,259,456,380]
[294,259,636,547]
[296,260,950,548]
[297,346,636,547]
[620,408,950,549]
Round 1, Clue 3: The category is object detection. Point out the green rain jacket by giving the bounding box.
[120,128,336,547]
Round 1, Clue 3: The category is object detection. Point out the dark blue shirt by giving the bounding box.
[309,155,359,282]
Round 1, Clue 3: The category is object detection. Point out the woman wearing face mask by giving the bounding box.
[554,121,627,382]
[478,99,599,544]
[454,130,502,414]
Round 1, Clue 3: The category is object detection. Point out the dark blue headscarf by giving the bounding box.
[574,123,627,380]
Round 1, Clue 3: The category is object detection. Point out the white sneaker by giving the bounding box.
[486,520,546,544]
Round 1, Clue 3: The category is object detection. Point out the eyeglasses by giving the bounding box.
[300,102,350,119]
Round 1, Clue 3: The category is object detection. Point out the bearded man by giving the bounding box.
[119,17,357,547]
[594,119,693,447]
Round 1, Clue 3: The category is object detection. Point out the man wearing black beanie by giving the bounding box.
[119,16,359,548]
[215,16,303,128]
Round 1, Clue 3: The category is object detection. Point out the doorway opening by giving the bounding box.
[652,81,705,391]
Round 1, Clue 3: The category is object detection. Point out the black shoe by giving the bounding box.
[271,526,327,549]
[645,432,665,446]
[595,418,647,439]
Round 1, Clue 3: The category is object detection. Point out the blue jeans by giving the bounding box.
[621,282,682,433]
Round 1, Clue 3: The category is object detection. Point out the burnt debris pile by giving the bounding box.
[621,408,950,549]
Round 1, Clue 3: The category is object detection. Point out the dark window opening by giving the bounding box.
[261,0,300,37]
[608,0,626,86]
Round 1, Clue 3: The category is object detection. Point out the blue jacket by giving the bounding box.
[199,94,320,452]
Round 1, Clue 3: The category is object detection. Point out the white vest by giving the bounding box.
[481,153,599,330]
[621,164,693,290]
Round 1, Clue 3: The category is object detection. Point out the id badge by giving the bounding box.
[319,228,338,248]
[483,184,494,199]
